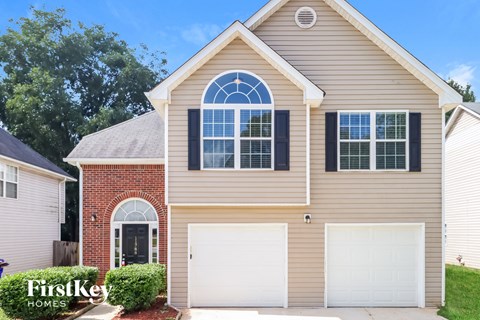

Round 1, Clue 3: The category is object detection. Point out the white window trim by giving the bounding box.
[200,70,275,171]
[0,162,19,199]
[337,110,410,172]
[109,198,160,270]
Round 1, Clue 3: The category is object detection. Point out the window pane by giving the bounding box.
[241,140,271,169]
[376,142,406,170]
[339,112,370,141]
[339,142,370,170]
[203,110,213,123]
[0,180,3,197]
[6,166,17,183]
[203,139,234,169]
[6,182,17,198]
[376,112,407,141]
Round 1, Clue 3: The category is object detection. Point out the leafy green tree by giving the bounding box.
[446,80,476,123]
[0,8,167,240]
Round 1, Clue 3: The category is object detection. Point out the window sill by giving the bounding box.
[336,169,410,173]
[201,168,275,172]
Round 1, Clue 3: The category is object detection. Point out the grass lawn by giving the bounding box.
[439,264,480,320]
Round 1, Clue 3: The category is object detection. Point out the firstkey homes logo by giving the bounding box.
[26,280,112,308]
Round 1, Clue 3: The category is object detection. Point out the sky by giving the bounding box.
[1,0,479,92]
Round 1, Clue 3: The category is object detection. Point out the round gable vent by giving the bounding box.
[295,7,317,29]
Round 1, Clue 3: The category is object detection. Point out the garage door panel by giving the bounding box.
[327,225,423,307]
[189,224,287,307]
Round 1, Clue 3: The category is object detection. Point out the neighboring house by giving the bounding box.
[0,128,74,274]
[68,0,463,309]
[445,103,480,269]
[65,112,166,280]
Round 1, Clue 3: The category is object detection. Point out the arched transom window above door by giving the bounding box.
[113,199,158,222]
[201,71,274,170]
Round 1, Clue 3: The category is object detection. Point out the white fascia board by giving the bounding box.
[245,0,462,106]
[245,0,285,30]
[146,21,325,108]
[0,155,76,182]
[64,158,165,166]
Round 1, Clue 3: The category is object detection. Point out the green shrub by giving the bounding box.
[0,266,98,320]
[105,264,166,312]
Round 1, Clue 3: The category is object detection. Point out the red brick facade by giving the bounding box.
[82,164,167,281]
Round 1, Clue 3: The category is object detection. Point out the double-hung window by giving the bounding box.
[201,71,274,170]
[0,163,18,198]
[339,111,408,171]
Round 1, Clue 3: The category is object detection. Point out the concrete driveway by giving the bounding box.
[181,308,446,320]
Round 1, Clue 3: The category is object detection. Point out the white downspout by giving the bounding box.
[59,178,67,242]
[76,162,84,266]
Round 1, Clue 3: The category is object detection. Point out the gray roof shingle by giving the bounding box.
[461,103,480,116]
[0,128,72,178]
[66,111,164,160]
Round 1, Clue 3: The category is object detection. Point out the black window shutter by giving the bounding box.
[188,109,201,170]
[274,110,290,171]
[325,112,338,172]
[409,112,421,172]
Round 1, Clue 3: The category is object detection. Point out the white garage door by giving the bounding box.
[189,224,287,307]
[326,224,424,307]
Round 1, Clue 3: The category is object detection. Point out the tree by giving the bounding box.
[446,80,476,123]
[0,8,167,241]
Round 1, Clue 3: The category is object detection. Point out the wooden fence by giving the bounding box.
[53,241,79,266]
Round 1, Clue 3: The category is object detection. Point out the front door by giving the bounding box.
[122,224,149,265]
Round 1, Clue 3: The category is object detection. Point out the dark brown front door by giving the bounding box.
[122,224,149,265]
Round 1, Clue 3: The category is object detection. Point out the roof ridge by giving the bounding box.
[82,111,158,140]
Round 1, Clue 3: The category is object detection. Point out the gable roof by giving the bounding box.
[245,0,462,107]
[446,103,480,136]
[146,21,325,109]
[0,127,74,180]
[65,111,164,165]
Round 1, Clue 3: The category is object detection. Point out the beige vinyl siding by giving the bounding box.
[445,110,480,269]
[170,207,316,307]
[252,0,442,306]
[170,207,440,307]
[168,39,307,204]
[0,163,61,274]
[170,0,443,308]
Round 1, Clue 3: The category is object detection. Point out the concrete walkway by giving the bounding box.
[181,308,446,320]
[76,304,120,320]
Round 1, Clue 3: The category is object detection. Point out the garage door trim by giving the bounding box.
[187,223,289,308]
[324,223,425,308]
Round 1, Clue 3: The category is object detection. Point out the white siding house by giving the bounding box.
[0,128,75,274]
[446,103,480,268]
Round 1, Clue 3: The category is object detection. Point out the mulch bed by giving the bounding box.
[112,297,178,320]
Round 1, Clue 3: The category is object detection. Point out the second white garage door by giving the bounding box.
[326,224,424,307]
[189,224,287,307]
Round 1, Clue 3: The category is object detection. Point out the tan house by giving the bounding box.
[68,0,463,310]
[146,0,463,309]
[445,103,480,269]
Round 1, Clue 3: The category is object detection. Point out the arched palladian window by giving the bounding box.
[203,72,272,105]
[111,199,159,269]
[201,71,274,170]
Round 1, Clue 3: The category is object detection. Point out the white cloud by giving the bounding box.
[181,24,222,46]
[447,64,476,87]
